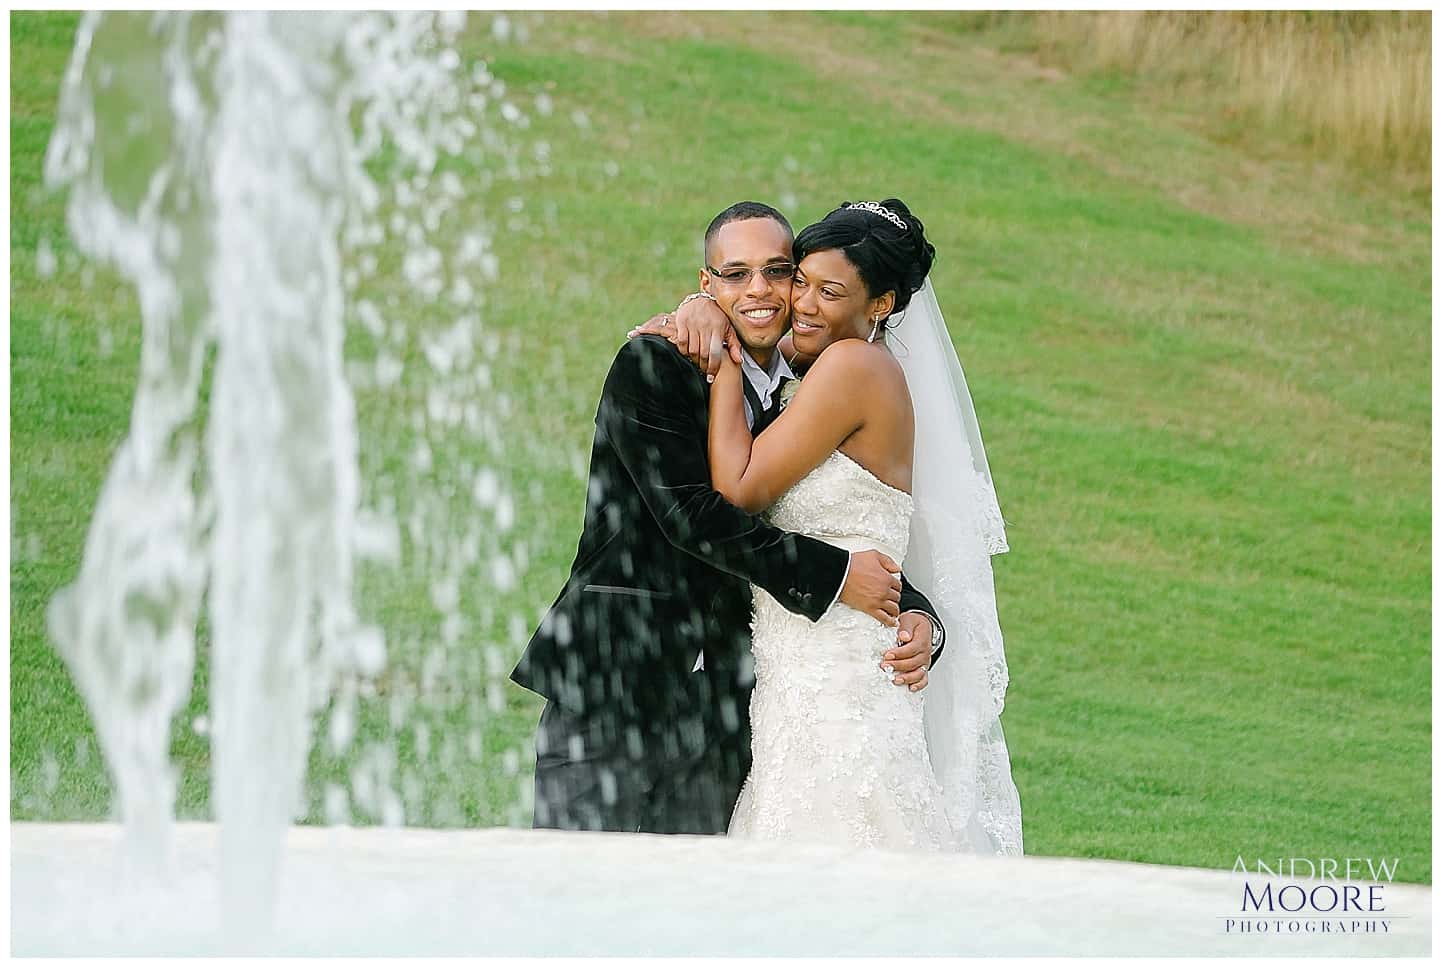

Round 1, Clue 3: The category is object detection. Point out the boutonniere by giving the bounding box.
[778,377,801,410]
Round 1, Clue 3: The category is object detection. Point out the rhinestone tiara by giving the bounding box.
[846,201,907,231]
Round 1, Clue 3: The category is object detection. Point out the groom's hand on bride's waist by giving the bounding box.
[839,549,903,628]
[838,551,932,692]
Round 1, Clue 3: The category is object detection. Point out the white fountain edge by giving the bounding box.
[11,820,1431,958]
[12,819,1432,884]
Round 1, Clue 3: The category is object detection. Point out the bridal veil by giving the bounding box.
[889,279,1023,855]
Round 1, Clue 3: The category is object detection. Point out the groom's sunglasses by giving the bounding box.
[706,262,797,286]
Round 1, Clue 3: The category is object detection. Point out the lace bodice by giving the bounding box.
[764,450,913,560]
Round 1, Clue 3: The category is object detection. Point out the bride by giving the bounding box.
[660,199,1021,854]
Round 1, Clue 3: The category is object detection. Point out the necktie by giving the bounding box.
[753,386,785,435]
[739,376,767,432]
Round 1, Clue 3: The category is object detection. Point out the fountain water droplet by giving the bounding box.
[41,751,61,798]
[323,783,350,825]
[495,493,515,532]
[471,468,500,507]
[490,553,516,590]
[35,236,58,277]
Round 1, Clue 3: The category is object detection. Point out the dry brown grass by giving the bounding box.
[1021,11,1430,179]
[587,11,1424,263]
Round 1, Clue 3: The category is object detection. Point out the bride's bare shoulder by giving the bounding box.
[809,337,902,380]
[808,338,908,399]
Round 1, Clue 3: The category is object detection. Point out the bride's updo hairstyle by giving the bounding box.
[792,197,936,324]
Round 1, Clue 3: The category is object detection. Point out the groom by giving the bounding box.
[511,201,943,835]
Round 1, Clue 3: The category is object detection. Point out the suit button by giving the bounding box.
[788,587,799,597]
[803,593,813,604]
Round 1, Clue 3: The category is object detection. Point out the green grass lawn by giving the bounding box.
[10,11,1430,882]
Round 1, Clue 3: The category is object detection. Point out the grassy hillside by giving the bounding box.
[10,11,1430,881]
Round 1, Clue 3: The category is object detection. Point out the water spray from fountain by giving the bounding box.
[42,10,493,939]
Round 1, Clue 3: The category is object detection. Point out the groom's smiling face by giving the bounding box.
[699,217,794,363]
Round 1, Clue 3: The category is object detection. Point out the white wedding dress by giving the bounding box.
[728,449,962,851]
[728,279,1023,856]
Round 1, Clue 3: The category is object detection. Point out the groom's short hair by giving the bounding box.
[704,201,793,261]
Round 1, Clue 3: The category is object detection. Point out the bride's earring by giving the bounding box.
[867,314,884,343]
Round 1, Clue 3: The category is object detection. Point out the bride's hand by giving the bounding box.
[628,294,741,382]
[886,613,933,691]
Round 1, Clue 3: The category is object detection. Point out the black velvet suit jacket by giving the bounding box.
[511,336,939,800]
